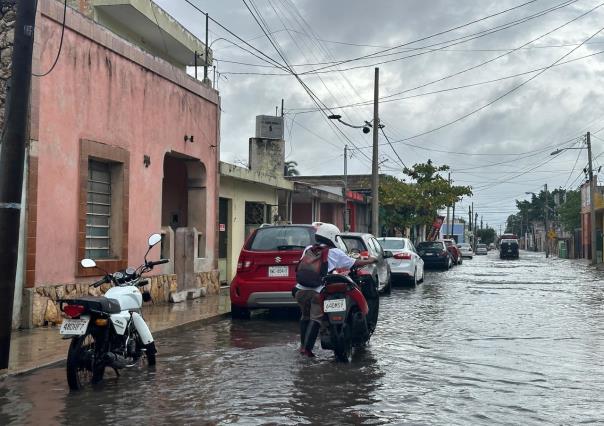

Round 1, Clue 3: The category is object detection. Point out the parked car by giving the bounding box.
[457,243,473,259]
[475,243,488,255]
[442,239,462,265]
[339,232,393,294]
[377,237,424,285]
[416,241,453,270]
[230,224,316,318]
[500,239,519,259]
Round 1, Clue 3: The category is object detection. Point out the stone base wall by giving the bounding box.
[194,270,220,295]
[26,274,177,327]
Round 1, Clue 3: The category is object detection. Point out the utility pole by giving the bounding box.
[587,132,597,265]
[281,99,284,118]
[544,183,549,258]
[343,144,348,231]
[445,173,451,238]
[480,216,483,230]
[0,0,37,370]
[204,13,209,83]
[451,202,456,241]
[474,212,478,244]
[371,67,380,236]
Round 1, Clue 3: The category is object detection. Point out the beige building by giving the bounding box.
[218,139,293,284]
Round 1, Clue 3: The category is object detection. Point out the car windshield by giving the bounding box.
[417,242,444,250]
[458,244,470,249]
[248,226,313,251]
[477,244,487,248]
[378,239,406,250]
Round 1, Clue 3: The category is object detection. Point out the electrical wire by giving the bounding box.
[359,24,604,150]
[298,0,577,75]
[380,127,408,169]
[287,49,604,112]
[33,0,67,77]
[241,0,374,165]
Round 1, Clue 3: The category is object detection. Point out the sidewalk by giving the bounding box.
[0,289,231,378]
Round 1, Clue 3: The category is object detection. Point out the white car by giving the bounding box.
[457,243,473,259]
[377,237,424,285]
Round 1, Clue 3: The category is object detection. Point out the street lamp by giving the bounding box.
[551,132,597,265]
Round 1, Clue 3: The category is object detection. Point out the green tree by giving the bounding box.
[557,190,580,231]
[284,160,299,176]
[475,228,496,244]
[379,160,472,235]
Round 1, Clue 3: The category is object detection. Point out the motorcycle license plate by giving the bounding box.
[60,318,89,336]
[324,299,346,312]
[268,266,288,277]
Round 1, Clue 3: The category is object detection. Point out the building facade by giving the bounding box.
[5,0,220,328]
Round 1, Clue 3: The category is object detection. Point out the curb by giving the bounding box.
[0,310,231,380]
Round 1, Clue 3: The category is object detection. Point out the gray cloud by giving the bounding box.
[156,0,604,229]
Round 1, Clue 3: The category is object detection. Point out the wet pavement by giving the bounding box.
[1,251,604,425]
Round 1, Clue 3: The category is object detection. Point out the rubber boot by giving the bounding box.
[303,321,320,357]
[299,320,310,353]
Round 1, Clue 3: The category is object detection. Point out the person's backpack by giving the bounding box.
[295,244,330,287]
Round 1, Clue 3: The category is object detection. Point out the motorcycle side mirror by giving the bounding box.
[148,233,162,248]
[81,258,97,268]
[383,250,394,259]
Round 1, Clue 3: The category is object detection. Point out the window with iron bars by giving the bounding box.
[86,160,112,258]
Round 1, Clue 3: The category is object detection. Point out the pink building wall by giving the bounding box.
[28,1,219,286]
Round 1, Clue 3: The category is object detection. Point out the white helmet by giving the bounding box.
[315,223,341,247]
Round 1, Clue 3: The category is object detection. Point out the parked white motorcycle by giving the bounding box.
[58,233,168,390]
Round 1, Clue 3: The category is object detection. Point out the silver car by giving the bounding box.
[457,243,473,259]
[475,243,488,255]
[377,237,424,285]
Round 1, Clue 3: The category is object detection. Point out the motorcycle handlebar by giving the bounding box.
[92,276,110,288]
[147,259,169,267]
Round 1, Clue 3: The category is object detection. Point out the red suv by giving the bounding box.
[230,225,316,318]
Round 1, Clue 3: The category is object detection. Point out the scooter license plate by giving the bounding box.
[324,299,346,312]
[59,318,90,336]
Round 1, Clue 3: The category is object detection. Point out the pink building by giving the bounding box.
[6,0,220,327]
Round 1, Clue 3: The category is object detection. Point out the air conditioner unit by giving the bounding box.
[255,115,284,139]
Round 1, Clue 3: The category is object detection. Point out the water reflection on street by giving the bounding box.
[2,251,604,424]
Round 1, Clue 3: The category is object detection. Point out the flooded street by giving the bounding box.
[2,251,604,425]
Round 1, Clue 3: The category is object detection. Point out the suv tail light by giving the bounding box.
[394,252,412,260]
[237,255,254,272]
[63,304,85,318]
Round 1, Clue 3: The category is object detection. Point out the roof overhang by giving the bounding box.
[93,0,211,67]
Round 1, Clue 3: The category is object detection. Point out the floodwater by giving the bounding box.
[1,251,604,425]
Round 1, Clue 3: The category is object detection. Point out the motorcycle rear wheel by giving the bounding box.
[66,333,104,390]
[332,322,353,363]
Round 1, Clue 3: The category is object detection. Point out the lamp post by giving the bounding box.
[551,133,597,265]
[328,68,381,236]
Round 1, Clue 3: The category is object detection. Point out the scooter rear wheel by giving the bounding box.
[332,322,353,362]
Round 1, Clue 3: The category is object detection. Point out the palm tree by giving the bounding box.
[284,160,300,176]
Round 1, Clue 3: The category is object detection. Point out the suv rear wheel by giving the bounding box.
[231,305,251,319]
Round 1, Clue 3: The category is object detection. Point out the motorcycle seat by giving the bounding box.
[64,296,122,314]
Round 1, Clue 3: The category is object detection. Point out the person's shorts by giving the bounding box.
[295,289,323,322]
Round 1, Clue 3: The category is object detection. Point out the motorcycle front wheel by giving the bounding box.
[130,329,156,367]
[66,333,104,390]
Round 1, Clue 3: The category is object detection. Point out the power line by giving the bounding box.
[358,23,604,150]
[33,0,67,77]
[298,0,577,75]
[287,49,604,112]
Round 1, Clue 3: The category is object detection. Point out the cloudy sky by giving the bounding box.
[156,0,604,231]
